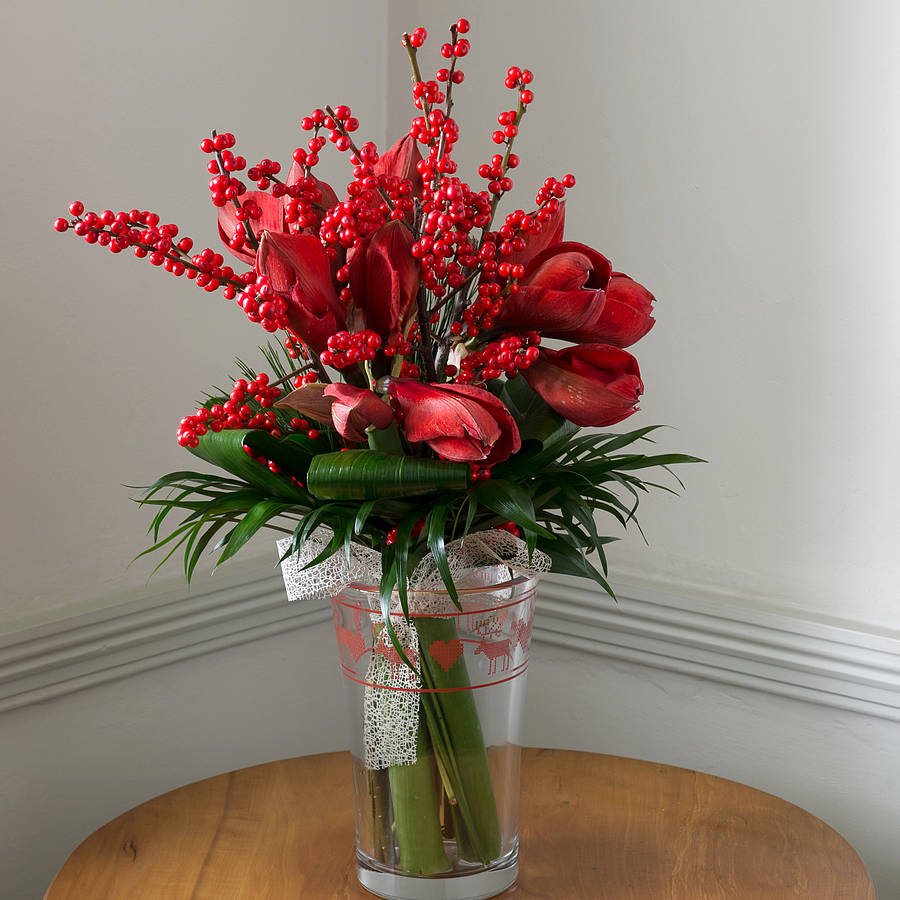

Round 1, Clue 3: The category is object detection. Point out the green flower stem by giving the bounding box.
[387,711,451,874]
[414,616,502,864]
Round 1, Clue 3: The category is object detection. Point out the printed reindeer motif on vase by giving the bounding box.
[473,614,513,676]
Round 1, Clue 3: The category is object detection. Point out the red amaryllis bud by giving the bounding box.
[324,384,393,442]
[348,221,419,347]
[388,380,521,465]
[373,134,424,195]
[523,344,643,427]
[256,232,345,354]
[218,191,286,264]
[566,272,655,348]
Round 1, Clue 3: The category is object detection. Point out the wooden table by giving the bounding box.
[45,748,876,899]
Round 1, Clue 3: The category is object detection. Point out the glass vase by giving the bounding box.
[331,569,537,900]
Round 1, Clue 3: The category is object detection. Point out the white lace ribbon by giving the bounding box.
[278,527,549,610]
[279,529,548,768]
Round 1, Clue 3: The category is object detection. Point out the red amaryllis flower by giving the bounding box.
[523,344,643,427]
[256,232,345,354]
[496,243,655,348]
[348,221,419,347]
[325,384,394,442]
[275,383,393,442]
[388,380,521,465]
[495,241,611,337]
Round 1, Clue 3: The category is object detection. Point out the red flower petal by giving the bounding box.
[523,242,612,291]
[324,384,393,442]
[256,232,345,353]
[494,285,606,337]
[348,221,418,346]
[523,344,643,427]
[274,383,335,424]
[217,191,285,264]
[567,273,656,348]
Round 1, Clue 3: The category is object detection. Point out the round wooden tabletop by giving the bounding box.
[45,748,876,899]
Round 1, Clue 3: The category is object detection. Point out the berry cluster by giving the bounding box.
[454,334,541,384]
[236,277,289,333]
[411,178,492,299]
[284,169,331,232]
[55,203,252,300]
[176,375,283,449]
[247,158,282,191]
[319,330,383,369]
[200,133,250,208]
[385,518,425,546]
[495,520,523,538]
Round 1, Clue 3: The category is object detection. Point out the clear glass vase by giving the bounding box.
[331,568,537,900]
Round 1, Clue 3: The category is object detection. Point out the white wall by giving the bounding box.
[1,0,388,632]
[388,0,900,632]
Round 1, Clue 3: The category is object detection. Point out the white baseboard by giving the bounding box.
[0,566,330,713]
[2,568,899,721]
[535,575,900,722]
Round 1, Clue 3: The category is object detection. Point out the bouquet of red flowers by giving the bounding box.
[55,16,698,893]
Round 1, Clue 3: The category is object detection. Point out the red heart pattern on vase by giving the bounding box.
[512,616,533,651]
[430,639,464,672]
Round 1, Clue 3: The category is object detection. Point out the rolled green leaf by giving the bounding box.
[415,616,501,864]
[387,713,451,874]
[188,429,309,502]
[307,450,470,500]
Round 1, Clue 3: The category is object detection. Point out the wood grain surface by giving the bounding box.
[45,748,876,899]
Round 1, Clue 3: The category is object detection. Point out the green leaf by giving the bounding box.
[474,479,551,537]
[216,499,295,565]
[613,453,706,471]
[307,450,469,500]
[427,504,458,605]
[538,533,616,600]
[394,512,420,621]
[353,499,377,536]
[185,519,230,582]
[188,429,310,502]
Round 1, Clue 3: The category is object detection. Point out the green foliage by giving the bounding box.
[134,375,702,610]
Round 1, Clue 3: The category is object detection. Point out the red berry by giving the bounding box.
[68,201,84,216]
[53,218,69,232]
[456,18,470,33]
